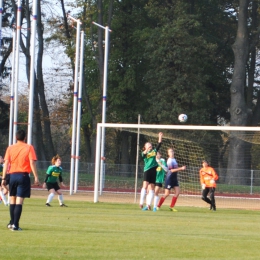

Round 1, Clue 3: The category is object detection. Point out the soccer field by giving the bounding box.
[0,197,259,260]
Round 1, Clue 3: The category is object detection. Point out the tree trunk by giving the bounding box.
[32,79,46,161]
[15,0,46,160]
[226,0,249,185]
[36,0,55,160]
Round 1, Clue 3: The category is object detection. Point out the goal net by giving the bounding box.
[94,123,260,210]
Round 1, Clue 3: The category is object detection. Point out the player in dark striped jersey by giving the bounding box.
[157,148,186,211]
[43,155,67,207]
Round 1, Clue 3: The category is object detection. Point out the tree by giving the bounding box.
[142,0,233,126]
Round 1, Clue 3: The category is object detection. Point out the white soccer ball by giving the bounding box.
[178,114,188,123]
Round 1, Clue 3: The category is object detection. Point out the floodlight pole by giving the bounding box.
[92,22,112,195]
[134,114,141,203]
[27,0,37,145]
[9,29,16,146]
[74,30,85,193]
[13,0,22,143]
[68,14,81,195]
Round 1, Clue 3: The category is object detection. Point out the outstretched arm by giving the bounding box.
[158,132,163,143]
[170,166,186,173]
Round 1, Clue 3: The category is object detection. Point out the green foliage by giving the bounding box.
[143,0,234,124]
[107,0,151,123]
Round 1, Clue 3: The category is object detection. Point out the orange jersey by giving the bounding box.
[199,166,218,188]
[4,142,37,174]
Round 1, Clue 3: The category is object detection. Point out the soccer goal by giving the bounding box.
[94,123,260,210]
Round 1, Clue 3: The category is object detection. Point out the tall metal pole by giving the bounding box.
[92,22,111,195]
[9,30,16,146]
[13,0,22,143]
[27,0,37,144]
[94,123,102,203]
[134,114,141,203]
[74,31,84,193]
[99,26,110,194]
[69,17,81,195]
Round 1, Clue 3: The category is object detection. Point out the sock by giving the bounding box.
[147,190,154,206]
[58,194,64,205]
[0,190,7,205]
[154,195,159,208]
[170,197,177,208]
[13,204,23,228]
[46,193,55,203]
[9,204,15,225]
[139,188,146,205]
[157,197,165,208]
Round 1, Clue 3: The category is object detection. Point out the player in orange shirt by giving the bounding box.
[1,130,39,231]
[199,160,218,211]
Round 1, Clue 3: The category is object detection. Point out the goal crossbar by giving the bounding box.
[96,123,260,131]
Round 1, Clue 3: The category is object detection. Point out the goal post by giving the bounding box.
[94,123,260,208]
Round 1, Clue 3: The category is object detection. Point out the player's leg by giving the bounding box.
[8,195,16,228]
[157,173,171,209]
[8,174,17,229]
[201,188,211,206]
[209,188,216,210]
[12,196,24,230]
[169,186,180,211]
[143,167,156,210]
[56,188,67,207]
[145,185,150,206]
[146,183,155,209]
[11,173,30,231]
[140,180,148,209]
[153,184,161,211]
[46,187,55,206]
[157,188,170,209]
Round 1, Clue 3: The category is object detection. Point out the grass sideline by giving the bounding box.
[0,198,260,260]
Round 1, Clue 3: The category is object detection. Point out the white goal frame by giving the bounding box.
[94,123,260,203]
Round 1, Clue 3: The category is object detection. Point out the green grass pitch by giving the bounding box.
[0,198,259,260]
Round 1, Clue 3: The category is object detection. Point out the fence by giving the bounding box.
[34,162,260,210]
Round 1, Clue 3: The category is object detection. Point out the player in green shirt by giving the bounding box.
[153,151,167,211]
[140,132,163,210]
[42,155,67,207]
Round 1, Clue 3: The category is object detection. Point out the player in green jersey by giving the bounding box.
[140,132,163,210]
[153,151,167,211]
[42,155,67,207]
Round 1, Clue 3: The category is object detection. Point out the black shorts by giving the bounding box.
[9,173,31,198]
[155,182,163,187]
[143,166,157,184]
[46,182,60,191]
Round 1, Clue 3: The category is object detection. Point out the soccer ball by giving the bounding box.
[178,114,188,123]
